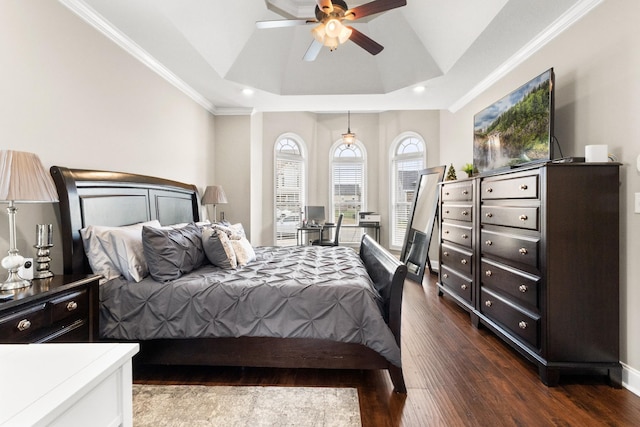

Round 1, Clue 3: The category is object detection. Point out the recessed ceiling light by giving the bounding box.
[242,88,254,96]
[413,85,426,94]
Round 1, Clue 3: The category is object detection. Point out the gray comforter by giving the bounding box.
[100,245,402,367]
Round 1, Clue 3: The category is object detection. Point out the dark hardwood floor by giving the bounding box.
[134,275,640,426]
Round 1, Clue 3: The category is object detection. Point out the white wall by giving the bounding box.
[0,1,215,273]
[440,0,640,391]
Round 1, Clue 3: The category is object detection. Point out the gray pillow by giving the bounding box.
[202,227,237,269]
[142,223,206,282]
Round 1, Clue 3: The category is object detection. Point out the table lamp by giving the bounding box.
[0,150,58,291]
[202,185,227,222]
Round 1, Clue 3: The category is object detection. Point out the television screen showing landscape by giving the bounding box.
[473,68,554,173]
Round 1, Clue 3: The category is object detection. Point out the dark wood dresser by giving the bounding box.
[438,162,621,386]
[0,274,100,343]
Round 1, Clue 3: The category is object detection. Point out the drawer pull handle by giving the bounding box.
[462,210,469,216]
[66,301,78,311]
[485,240,493,246]
[519,284,528,293]
[486,188,493,193]
[442,273,449,279]
[519,184,528,191]
[519,214,528,221]
[485,270,492,277]
[445,192,450,196]
[519,248,528,255]
[461,284,468,290]
[519,321,528,329]
[485,212,493,218]
[444,230,450,234]
[485,300,493,307]
[461,234,468,239]
[462,190,469,195]
[17,319,31,331]
[445,210,450,214]
[461,259,467,265]
[443,251,449,257]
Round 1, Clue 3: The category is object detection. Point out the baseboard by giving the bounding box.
[622,362,640,397]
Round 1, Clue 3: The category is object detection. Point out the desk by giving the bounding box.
[296,224,380,245]
[296,225,334,245]
[345,224,380,243]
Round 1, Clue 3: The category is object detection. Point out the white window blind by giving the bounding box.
[331,143,365,244]
[275,138,305,246]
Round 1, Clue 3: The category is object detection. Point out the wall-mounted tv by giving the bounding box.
[473,68,555,174]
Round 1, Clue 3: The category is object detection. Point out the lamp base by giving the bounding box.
[1,270,31,291]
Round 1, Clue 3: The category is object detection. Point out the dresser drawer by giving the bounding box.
[441,266,472,304]
[442,223,472,248]
[481,229,540,270]
[481,174,538,200]
[441,243,472,276]
[442,204,472,222]
[50,290,88,325]
[480,288,540,349]
[442,182,473,201]
[481,205,539,230]
[0,303,48,343]
[481,260,540,310]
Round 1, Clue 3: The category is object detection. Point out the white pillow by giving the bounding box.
[229,237,256,266]
[80,220,161,282]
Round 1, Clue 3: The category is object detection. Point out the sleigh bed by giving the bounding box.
[51,166,408,392]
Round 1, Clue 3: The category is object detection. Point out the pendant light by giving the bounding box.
[342,111,356,146]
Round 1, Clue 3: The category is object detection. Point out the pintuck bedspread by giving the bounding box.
[100,244,402,367]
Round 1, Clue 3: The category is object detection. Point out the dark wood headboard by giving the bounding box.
[50,166,200,275]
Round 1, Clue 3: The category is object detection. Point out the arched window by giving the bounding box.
[390,133,426,249]
[330,141,366,244]
[274,134,306,246]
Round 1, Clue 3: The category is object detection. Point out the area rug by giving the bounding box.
[132,384,361,427]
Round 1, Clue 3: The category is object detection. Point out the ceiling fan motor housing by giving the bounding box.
[315,0,349,21]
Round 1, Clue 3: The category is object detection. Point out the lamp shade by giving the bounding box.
[202,185,227,205]
[0,150,58,203]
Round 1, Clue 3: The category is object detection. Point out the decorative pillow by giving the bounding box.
[142,223,206,282]
[229,237,256,266]
[202,227,237,269]
[80,220,161,282]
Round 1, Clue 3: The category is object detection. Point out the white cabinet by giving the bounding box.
[0,343,139,426]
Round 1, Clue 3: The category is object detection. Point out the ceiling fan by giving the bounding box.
[256,0,407,61]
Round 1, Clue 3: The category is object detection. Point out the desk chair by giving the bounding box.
[311,214,343,246]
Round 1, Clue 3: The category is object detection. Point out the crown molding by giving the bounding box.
[449,0,604,113]
[58,0,218,115]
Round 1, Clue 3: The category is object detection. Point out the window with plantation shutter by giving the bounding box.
[275,136,306,246]
[390,134,426,250]
[330,142,366,245]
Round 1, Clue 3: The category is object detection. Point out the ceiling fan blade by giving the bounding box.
[303,40,323,62]
[316,0,333,13]
[347,27,384,55]
[344,0,407,20]
[256,19,315,29]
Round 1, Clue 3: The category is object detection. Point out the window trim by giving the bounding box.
[388,131,427,251]
[273,133,307,245]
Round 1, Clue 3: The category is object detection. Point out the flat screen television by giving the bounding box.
[473,68,555,174]
[304,205,325,225]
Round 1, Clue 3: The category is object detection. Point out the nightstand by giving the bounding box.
[0,274,100,343]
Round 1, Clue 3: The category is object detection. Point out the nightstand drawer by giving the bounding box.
[50,290,88,324]
[0,303,48,343]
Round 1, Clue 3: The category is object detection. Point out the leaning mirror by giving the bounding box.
[400,165,446,283]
